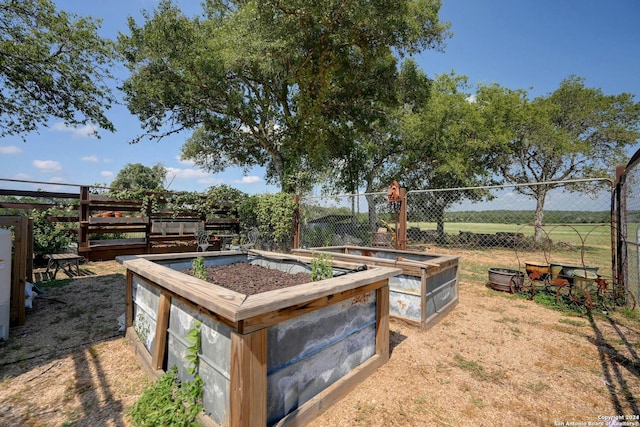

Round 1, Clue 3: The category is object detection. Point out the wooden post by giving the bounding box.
[79,186,89,252]
[376,285,390,362]
[152,291,171,370]
[397,188,407,250]
[125,270,134,327]
[230,329,267,427]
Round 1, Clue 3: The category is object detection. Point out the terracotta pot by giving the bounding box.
[114,212,123,218]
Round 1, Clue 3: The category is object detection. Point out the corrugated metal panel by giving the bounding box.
[158,253,248,271]
[249,257,312,275]
[167,298,232,425]
[132,275,160,353]
[266,291,377,424]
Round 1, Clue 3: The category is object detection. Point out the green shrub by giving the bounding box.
[130,322,204,426]
[32,208,73,261]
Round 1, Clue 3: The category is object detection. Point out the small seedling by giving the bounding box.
[311,253,333,281]
[192,256,207,281]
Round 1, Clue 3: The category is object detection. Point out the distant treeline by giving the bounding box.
[443,210,613,224]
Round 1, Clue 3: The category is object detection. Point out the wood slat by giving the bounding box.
[237,267,400,322]
[239,280,387,334]
[120,258,246,321]
[152,291,171,370]
[0,188,78,199]
[229,329,267,426]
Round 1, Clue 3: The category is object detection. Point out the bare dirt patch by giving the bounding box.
[1,254,638,426]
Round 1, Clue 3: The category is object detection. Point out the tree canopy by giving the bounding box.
[0,0,117,139]
[110,163,167,192]
[496,76,640,239]
[117,0,451,193]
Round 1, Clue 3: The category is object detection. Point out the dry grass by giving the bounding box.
[0,252,638,426]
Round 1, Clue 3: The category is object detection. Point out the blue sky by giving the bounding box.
[1,0,639,195]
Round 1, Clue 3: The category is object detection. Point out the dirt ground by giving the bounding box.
[0,251,638,427]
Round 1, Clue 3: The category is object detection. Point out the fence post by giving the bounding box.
[398,188,407,250]
[79,186,90,253]
[293,195,300,249]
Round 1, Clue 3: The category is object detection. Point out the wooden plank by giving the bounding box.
[11,217,27,326]
[0,188,78,199]
[376,284,390,361]
[120,258,245,321]
[229,329,267,427]
[237,267,400,322]
[420,268,428,328]
[152,291,171,370]
[89,217,147,225]
[239,280,387,334]
[125,327,164,380]
[126,271,134,327]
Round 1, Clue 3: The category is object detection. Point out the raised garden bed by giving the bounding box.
[117,250,400,426]
[291,246,459,330]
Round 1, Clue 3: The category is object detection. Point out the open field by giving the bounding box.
[0,249,638,426]
[410,221,613,248]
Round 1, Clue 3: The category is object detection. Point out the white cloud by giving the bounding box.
[166,167,210,180]
[101,171,114,177]
[33,160,63,174]
[235,176,261,184]
[51,122,97,138]
[13,173,30,180]
[0,145,22,154]
[176,156,195,166]
[81,155,99,162]
[165,167,223,186]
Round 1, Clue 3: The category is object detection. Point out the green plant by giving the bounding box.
[32,208,73,261]
[130,321,204,426]
[134,313,150,344]
[311,253,333,281]
[192,256,207,281]
[242,193,297,251]
[619,306,639,321]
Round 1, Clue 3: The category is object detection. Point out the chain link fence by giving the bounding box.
[618,152,640,306]
[299,178,620,294]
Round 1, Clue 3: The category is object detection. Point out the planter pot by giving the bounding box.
[559,264,599,283]
[525,261,549,280]
[572,270,599,288]
[550,263,564,279]
[488,267,524,292]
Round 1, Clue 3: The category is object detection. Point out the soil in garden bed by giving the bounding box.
[183,262,312,295]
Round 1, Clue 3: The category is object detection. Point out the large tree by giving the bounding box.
[110,163,167,191]
[394,72,516,236]
[117,0,450,193]
[0,0,116,139]
[499,76,640,240]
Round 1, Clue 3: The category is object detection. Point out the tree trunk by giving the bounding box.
[533,190,547,242]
